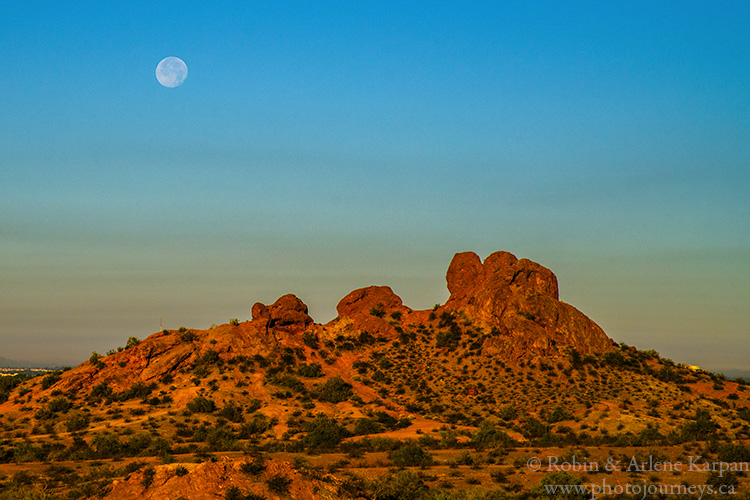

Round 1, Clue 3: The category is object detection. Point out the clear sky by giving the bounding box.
[1,1,748,372]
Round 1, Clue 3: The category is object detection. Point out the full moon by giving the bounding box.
[155,57,188,88]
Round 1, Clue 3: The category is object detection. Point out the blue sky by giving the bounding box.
[1,1,748,371]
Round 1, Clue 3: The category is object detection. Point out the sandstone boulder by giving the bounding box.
[252,294,313,332]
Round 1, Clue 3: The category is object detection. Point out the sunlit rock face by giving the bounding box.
[441,251,612,360]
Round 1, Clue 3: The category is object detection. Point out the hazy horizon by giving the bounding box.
[1,2,748,372]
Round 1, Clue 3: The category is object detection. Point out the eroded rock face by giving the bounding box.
[333,285,412,338]
[336,286,408,318]
[441,251,611,359]
[447,251,558,300]
[252,294,313,332]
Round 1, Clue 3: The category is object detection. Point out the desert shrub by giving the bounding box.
[372,470,426,500]
[40,371,62,390]
[369,307,385,318]
[92,432,122,458]
[246,398,263,413]
[65,412,90,432]
[491,469,508,483]
[196,349,220,366]
[224,485,244,500]
[435,315,463,349]
[353,418,384,436]
[175,465,189,476]
[229,318,240,326]
[126,336,141,349]
[181,330,197,342]
[47,396,73,413]
[495,404,518,421]
[302,332,319,349]
[266,473,292,494]
[522,417,550,440]
[546,406,574,423]
[240,456,267,476]
[296,362,324,378]
[717,443,750,463]
[218,401,244,423]
[267,373,306,393]
[681,409,717,441]
[204,426,239,451]
[187,396,216,414]
[90,352,101,364]
[239,413,271,438]
[89,382,113,401]
[472,421,516,450]
[388,444,434,467]
[314,376,353,403]
[707,470,739,489]
[126,432,153,454]
[535,471,586,499]
[118,382,157,401]
[0,374,31,403]
[141,465,156,489]
[303,414,348,450]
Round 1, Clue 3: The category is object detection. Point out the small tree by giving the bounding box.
[126,337,141,349]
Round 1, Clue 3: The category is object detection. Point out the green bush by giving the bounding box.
[302,332,319,349]
[224,485,243,500]
[472,421,515,449]
[187,396,216,414]
[126,336,141,349]
[118,382,157,401]
[47,396,73,413]
[218,401,244,423]
[535,471,586,499]
[303,415,348,450]
[388,444,434,467]
[546,406,574,423]
[296,362,324,378]
[40,371,62,390]
[239,413,271,438]
[369,307,385,318]
[353,418,384,436]
[141,465,156,489]
[89,382,113,401]
[373,471,426,500]
[65,412,90,432]
[265,474,292,494]
[314,376,353,403]
[240,457,267,476]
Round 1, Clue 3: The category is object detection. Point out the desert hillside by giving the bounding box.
[1,251,748,500]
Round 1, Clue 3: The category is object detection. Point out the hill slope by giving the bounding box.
[1,251,748,499]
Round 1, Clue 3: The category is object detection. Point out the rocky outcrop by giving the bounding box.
[2,250,613,408]
[333,286,412,338]
[441,251,611,359]
[336,286,409,318]
[251,294,313,333]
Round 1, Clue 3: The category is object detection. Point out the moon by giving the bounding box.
[155,57,188,88]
